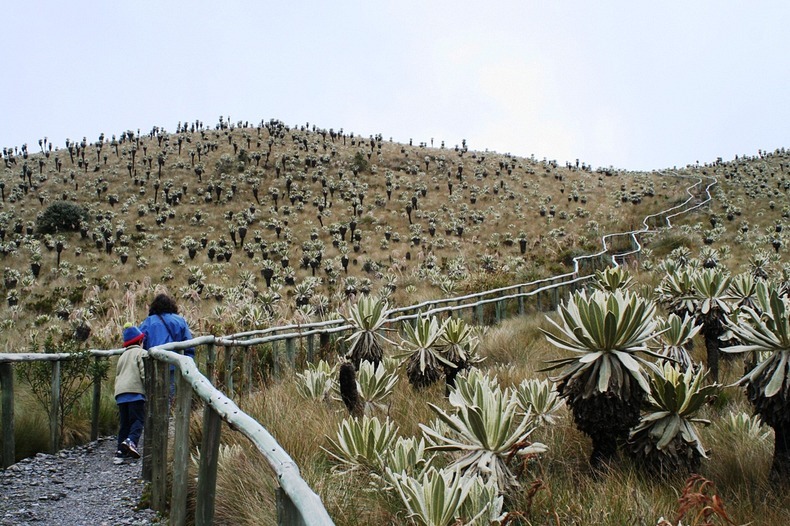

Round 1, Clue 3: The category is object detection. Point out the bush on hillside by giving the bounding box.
[36,201,87,234]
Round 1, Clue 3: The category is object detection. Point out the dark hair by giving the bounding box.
[148,293,178,316]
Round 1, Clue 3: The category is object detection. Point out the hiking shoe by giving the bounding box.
[120,438,141,459]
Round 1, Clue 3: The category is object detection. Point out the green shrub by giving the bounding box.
[17,335,109,445]
[351,152,369,174]
[36,201,87,234]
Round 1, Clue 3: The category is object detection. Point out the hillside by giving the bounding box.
[0,118,784,350]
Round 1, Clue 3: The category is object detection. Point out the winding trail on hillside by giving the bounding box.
[0,172,716,524]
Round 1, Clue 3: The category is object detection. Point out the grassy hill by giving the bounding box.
[3,119,790,524]
[0,118,701,348]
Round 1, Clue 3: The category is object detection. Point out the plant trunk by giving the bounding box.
[590,435,620,469]
[702,325,720,382]
[772,422,790,480]
[338,363,362,417]
[565,386,643,470]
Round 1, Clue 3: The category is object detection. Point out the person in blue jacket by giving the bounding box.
[139,293,195,396]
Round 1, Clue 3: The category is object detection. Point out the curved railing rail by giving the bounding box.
[147,339,334,526]
[0,170,715,525]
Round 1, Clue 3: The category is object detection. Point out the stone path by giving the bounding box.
[0,437,159,525]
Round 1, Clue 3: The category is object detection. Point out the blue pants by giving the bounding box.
[117,400,145,450]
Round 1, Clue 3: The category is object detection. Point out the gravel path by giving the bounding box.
[0,437,160,525]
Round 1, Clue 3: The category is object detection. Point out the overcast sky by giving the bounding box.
[2,1,788,171]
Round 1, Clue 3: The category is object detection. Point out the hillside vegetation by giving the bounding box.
[0,118,696,348]
[3,119,790,525]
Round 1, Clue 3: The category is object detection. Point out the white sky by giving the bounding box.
[1,1,788,171]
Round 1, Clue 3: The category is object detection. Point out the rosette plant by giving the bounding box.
[655,267,698,318]
[295,360,336,401]
[323,415,399,474]
[722,282,790,478]
[629,362,718,475]
[421,373,547,492]
[729,272,759,311]
[438,317,482,389]
[689,268,734,381]
[446,369,501,409]
[397,315,452,389]
[591,265,634,292]
[381,436,432,482]
[333,359,398,414]
[514,378,564,427]
[343,295,395,370]
[650,313,701,372]
[541,289,662,467]
[387,467,505,526]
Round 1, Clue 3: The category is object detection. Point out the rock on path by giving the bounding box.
[0,437,159,525]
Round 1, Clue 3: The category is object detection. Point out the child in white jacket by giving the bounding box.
[115,323,146,460]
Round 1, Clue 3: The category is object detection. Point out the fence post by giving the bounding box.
[206,342,216,384]
[307,334,315,363]
[277,487,307,526]
[195,405,222,526]
[271,340,280,378]
[142,358,153,481]
[1,363,14,468]
[475,304,484,326]
[285,337,296,367]
[90,356,102,441]
[244,345,253,396]
[150,359,170,513]
[518,287,524,315]
[170,367,193,526]
[319,331,330,360]
[225,346,234,398]
[495,300,503,324]
[49,360,61,453]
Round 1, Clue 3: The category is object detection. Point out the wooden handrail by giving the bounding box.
[148,343,334,526]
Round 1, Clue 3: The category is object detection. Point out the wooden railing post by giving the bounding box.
[49,360,61,453]
[495,300,503,324]
[243,346,253,396]
[319,332,330,360]
[90,356,102,441]
[518,287,525,316]
[196,404,222,526]
[150,359,170,512]
[206,342,216,384]
[142,357,153,481]
[271,340,281,378]
[170,367,193,526]
[277,487,307,526]
[307,334,315,363]
[475,304,484,326]
[1,363,14,468]
[225,346,234,398]
[285,337,296,367]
